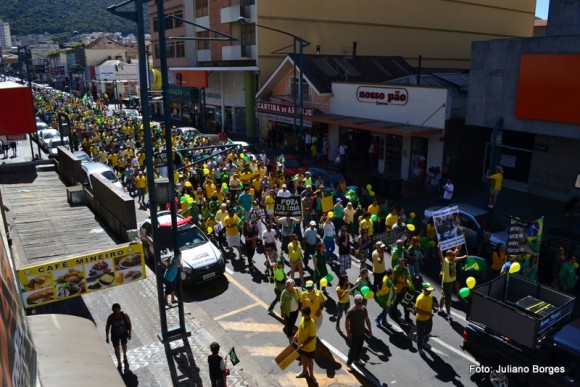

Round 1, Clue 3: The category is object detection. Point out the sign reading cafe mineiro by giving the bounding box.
[356,86,409,106]
[257,101,313,117]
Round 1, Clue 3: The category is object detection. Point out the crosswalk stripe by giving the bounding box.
[219,320,283,333]
[214,302,261,321]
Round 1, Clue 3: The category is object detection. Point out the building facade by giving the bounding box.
[148,0,536,137]
[466,0,580,202]
[0,20,12,48]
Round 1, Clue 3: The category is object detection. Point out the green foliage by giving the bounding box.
[1,0,149,36]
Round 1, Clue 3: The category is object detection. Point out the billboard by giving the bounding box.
[0,82,36,135]
[16,243,145,309]
[432,206,466,251]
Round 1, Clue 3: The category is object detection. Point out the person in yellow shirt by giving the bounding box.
[263,190,276,223]
[300,280,326,329]
[359,212,374,238]
[135,170,147,206]
[288,234,305,287]
[294,306,318,383]
[487,165,504,209]
[223,208,243,257]
[415,282,437,354]
[375,269,394,328]
[385,207,398,232]
[367,198,380,231]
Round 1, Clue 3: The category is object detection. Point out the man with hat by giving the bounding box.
[280,279,302,341]
[268,259,287,314]
[300,280,326,329]
[415,282,437,355]
[345,293,373,371]
[303,220,319,270]
[487,165,504,209]
[372,241,387,293]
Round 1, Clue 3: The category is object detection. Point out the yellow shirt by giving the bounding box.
[343,207,355,224]
[359,218,374,237]
[488,172,503,190]
[426,223,436,239]
[376,275,392,297]
[300,290,325,316]
[441,258,457,283]
[296,317,317,353]
[385,213,398,230]
[336,284,351,304]
[223,214,240,236]
[288,242,303,262]
[415,292,433,322]
[367,204,380,217]
[215,210,228,223]
[135,175,147,189]
[265,195,275,211]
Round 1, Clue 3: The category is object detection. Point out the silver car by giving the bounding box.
[81,162,123,191]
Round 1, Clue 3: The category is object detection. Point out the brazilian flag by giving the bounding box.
[228,347,240,365]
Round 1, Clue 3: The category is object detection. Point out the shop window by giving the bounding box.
[176,42,185,58]
[196,0,209,17]
[224,106,233,132]
[235,107,246,133]
[174,12,183,28]
[385,134,403,175]
[196,31,210,50]
[291,77,310,102]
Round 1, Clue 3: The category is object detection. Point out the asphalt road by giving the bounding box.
[177,245,486,387]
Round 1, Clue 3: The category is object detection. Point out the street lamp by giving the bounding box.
[237,17,310,156]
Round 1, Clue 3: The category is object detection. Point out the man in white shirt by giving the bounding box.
[442,179,454,205]
[277,184,292,198]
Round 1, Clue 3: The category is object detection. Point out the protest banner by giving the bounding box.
[320,196,334,213]
[274,196,302,217]
[432,206,466,251]
[507,216,544,255]
[372,228,405,247]
[248,207,266,222]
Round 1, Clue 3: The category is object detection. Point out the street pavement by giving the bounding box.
[3,135,576,386]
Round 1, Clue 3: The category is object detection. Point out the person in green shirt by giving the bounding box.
[559,256,578,293]
[521,254,539,283]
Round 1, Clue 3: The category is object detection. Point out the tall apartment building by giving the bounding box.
[0,20,12,48]
[148,0,535,137]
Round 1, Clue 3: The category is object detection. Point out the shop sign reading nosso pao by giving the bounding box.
[16,243,146,308]
[356,86,408,106]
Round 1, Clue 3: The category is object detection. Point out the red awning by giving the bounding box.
[0,82,36,135]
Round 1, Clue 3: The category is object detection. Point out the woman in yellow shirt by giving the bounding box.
[288,234,305,287]
[491,243,506,278]
[335,274,351,331]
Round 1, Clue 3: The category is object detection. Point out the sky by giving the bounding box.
[536,0,550,19]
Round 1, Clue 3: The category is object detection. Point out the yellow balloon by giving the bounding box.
[328,211,334,218]
[364,290,374,300]
[240,153,245,159]
[410,212,416,219]
[320,278,328,287]
[207,227,213,233]
[509,262,521,274]
[466,276,476,289]
[406,224,416,232]
[203,168,210,175]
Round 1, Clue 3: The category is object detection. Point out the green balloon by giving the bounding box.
[180,196,187,203]
[324,273,334,282]
[360,286,370,296]
[459,287,471,298]
[371,215,378,222]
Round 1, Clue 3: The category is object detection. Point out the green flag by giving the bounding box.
[228,347,240,365]
[82,93,89,101]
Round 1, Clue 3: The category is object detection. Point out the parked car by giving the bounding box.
[47,138,70,158]
[81,162,123,191]
[139,211,226,284]
[73,151,92,164]
[282,155,307,176]
[232,141,259,161]
[307,167,346,188]
[175,127,201,139]
[120,109,140,119]
[39,129,63,151]
[423,203,508,250]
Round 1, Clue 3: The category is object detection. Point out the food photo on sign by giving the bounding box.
[432,206,466,251]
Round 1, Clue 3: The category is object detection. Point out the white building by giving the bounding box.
[0,20,12,48]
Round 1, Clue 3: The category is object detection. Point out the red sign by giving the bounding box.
[356,86,408,106]
[256,101,313,117]
[0,82,36,135]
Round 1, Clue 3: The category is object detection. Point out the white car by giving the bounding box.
[47,138,70,158]
[175,127,201,140]
[232,141,259,161]
[39,129,63,151]
[139,211,225,284]
[81,162,123,191]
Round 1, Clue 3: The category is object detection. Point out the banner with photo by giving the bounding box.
[16,243,145,309]
[432,206,466,251]
[507,216,544,255]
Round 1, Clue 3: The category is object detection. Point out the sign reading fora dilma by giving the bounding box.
[274,196,302,217]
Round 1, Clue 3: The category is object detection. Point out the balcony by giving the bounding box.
[222,44,256,61]
[197,49,211,63]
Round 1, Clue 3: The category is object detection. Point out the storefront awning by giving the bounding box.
[305,114,443,137]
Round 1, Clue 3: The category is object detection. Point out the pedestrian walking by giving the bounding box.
[415,282,437,355]
[294,306,318,385]
[442,179,454,204]
[345,294,373,371]
[312,242,329,290]
[300,280,326,329]
[337,225,352,273]
[371,241,387,293]
[375,268,394,328]
[486,165,504,209]
[303,220,319,270]
[335,274,351,331]
[208,342,227,387]
[438,246,466,323]
[288,234,305,287]
[135,170,147,206]
[390,258,413,323]
[105,303,132,369]
[163,251,182,305]
[268,259,287,314]
[280,279,302,341]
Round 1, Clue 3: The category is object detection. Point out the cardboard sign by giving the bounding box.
[372,228,405,247]
[320,196,334,213]
[432,206,465,251]
[507,216,543,255]
[248,207,266,222]
[275,343,300,370]
[274,196,302,217]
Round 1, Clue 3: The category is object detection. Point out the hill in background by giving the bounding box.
[0,0,149,36]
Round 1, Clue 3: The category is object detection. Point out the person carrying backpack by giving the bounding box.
[106,303,132,369]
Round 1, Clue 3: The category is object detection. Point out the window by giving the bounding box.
[291,77,310,102]
[174,11,183,28]
[196,0,209,17]
[241,0,255,5]
[154,44,160,59]
[164,14,173,30]
[240,23,255,46]
[166,43,176,58]
[176,42,185,58]
[153,17,158,32]
[196,31,210,50]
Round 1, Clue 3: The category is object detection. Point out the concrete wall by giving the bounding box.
[466,36,580,140]
[546,0,580,37]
